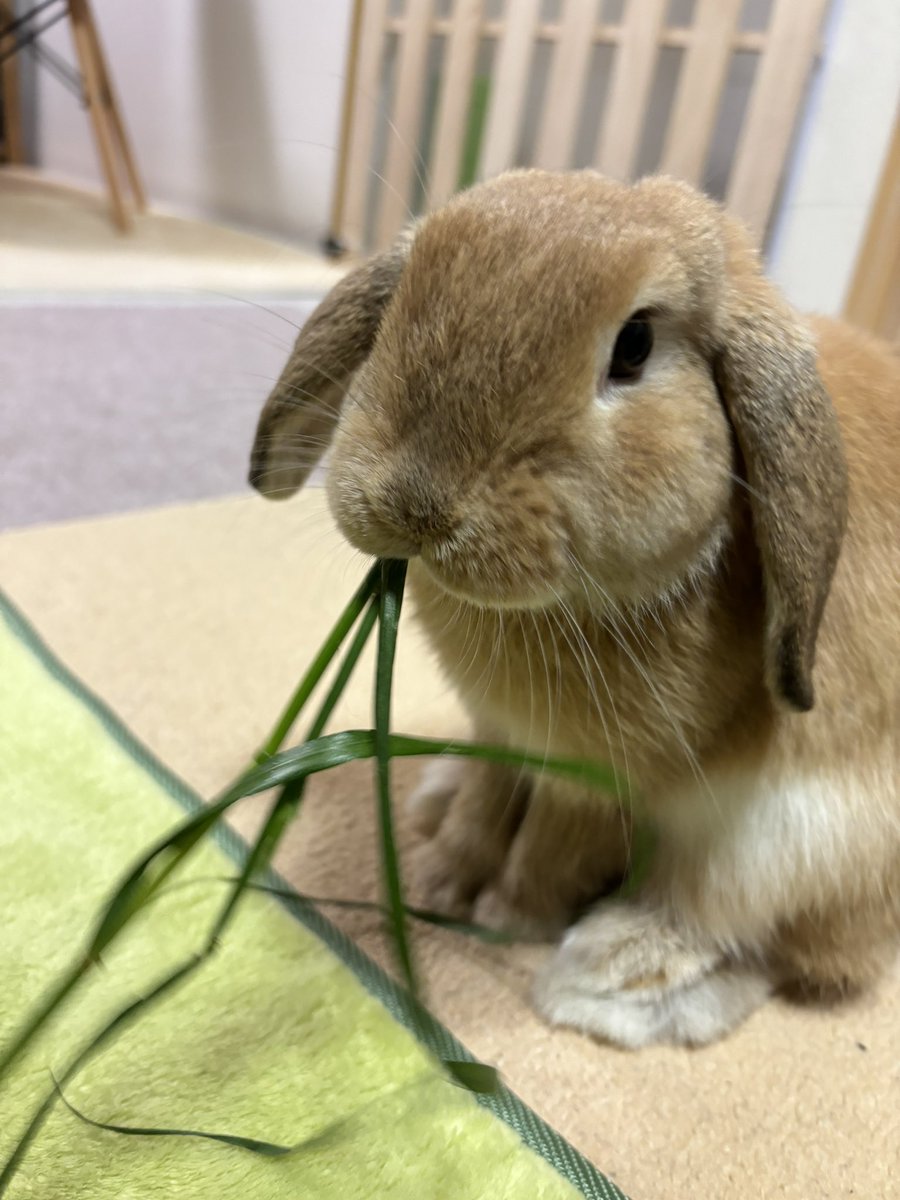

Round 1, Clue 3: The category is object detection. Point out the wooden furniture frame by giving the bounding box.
[0,1,24,163]
[0,0,144,231]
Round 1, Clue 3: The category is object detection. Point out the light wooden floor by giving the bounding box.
[0,168,350,294]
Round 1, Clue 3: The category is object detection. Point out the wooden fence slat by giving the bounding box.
[594,0,668,180]
[374,0,434,250]
[427,0,485,209]
[478,0,542,179]
[726,0,829,238]
[533,0,600,171]
[329,0,366,244]
[341,0,391,250]
[659,0,742,185]
[844,107,900,342]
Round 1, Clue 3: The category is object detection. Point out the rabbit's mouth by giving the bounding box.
[417,558,559,611]
[416,525,570,612]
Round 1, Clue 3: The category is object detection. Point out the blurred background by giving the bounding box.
[1,0,898,530]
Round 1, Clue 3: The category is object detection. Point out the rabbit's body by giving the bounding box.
[411,315,899,943]
[250,171,899,1045]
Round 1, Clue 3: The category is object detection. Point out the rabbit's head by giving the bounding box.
[250,171,847,711]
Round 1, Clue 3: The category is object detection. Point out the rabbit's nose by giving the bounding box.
[375,467,458,545]
[344,481,451,560]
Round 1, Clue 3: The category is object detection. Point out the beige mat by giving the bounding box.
[1,492,896,1200]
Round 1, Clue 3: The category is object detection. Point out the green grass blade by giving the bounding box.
[88,780,250,957]
[373,560,417,998]
[0,956,202,1196]
[209,599,380,944]
[1,730,385,1185]
[236,881,514,944]
[94,728,381,954]
[91,583,382,958]
[0,792,238,1083]
[384,735,622,795]
[0,730,370,1091]
[0,960,90,1081]
[2,728,622,1098]
[207,777,304,948]
[233,729,377,791]
[108,873,517,944]
[56,1074,438,1160]
[241,730,620,799]
[307,599,380,742]
[369,564,493,1092]
[256,562,380,760]
[445,1061,501,1093]
[55,1085,295,1157]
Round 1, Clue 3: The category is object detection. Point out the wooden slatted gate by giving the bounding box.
[329,0,829,255]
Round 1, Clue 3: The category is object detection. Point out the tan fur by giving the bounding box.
[250,170,900,1046]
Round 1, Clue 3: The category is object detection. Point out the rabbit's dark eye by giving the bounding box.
[609,313,653,381]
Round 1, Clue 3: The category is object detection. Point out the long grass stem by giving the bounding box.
[256,562,380,760]
[210,598,380,943]
[373,560,415,997]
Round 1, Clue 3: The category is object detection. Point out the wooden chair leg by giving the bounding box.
[67,0,130,231]
[78,0,146,210]
[0,1,25,164]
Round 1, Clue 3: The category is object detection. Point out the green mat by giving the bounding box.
[0,593,625,1200]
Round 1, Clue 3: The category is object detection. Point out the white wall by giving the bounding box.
[767,0,900,314]
[34,0,353,245]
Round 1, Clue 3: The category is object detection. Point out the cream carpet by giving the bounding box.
[0,491,896,1200]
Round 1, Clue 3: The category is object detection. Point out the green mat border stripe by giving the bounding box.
[0,591,627,1200]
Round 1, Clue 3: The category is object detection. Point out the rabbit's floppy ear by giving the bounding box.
[249,233,411,498]
[713,231,848,712]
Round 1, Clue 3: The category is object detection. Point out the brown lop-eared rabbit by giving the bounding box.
[249,170,899,1047]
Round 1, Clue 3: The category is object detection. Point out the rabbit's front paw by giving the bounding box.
[407,756,528,922]
[406,757,469,838]
[408,758,629,940]
[534,901,772,1047]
